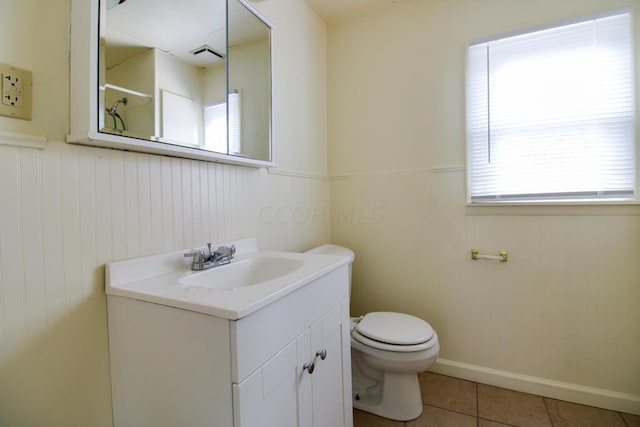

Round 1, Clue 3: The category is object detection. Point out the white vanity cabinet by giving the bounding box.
[234,303,351,427]
[107,263,353,427]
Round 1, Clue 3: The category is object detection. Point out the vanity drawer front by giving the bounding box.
[232,340,299,427]
[230,264,349,383]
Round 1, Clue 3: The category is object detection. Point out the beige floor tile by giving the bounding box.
[406,405,477,427]
[545,398,626,427]
[353,409,405,427]
[478,384,551,427]
[622,412,640,427]
[418,372,477,416]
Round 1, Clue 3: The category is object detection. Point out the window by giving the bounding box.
[228,90,241,155]
[203,91,241,154]
[204,102,227,152]
[466,9,635,203]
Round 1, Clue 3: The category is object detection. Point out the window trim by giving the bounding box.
[465,7,637,205]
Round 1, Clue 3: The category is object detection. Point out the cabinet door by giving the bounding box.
[309,303,352,427]
[235,301,352,427]
[296,329,313,427]
[233,340,299,427]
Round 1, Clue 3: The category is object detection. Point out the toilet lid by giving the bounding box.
[351,329,436,352]
[355,312,434,346]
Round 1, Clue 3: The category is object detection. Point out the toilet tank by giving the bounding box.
[306,245,355,295]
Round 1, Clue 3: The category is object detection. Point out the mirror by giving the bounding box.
[98,0,271,162]
[227,0,272,161]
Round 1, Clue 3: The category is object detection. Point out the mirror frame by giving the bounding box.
[68,0,275,168]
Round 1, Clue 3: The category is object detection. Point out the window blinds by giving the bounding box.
[228,91,241,155]
[466,9,635,202]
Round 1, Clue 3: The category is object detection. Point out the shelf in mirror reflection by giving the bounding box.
[101,83,152,100]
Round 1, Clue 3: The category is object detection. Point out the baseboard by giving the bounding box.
[430,358,640,416]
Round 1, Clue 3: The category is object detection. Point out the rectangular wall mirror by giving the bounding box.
[68,0,274,167]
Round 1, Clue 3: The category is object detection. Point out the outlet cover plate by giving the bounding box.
[0,63,32,120]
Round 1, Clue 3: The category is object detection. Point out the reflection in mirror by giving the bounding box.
[100,0,227,150]
[227,0,272,161]
[99,0,272,163]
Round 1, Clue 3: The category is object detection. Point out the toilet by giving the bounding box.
[306,245,439,421]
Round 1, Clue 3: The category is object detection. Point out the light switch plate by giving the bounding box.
[0,63,32,120]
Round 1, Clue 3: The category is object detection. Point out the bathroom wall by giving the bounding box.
[327,0,640,414]
[0,0,327,425]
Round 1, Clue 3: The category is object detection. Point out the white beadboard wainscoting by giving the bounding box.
[0,138,329,426]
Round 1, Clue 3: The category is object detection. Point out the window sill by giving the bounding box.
[466,200,640,216]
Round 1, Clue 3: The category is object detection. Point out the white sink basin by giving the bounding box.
[179,256,304,290]
[105,238,350,319]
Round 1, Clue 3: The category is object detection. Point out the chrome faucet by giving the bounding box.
[184,243,236,271]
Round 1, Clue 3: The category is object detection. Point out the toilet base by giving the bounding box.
[352,372,423,421]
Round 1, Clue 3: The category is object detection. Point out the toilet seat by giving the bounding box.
[352,312,436,352]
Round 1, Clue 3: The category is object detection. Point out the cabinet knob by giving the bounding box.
[316,349,327,360]
[303,362,315,374]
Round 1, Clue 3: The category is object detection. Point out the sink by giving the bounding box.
[105,237,351,319]
[179,256,304,290]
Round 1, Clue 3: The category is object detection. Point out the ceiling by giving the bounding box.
[104,0,402,69]
[304,0,403,23]
[105,0,268,69]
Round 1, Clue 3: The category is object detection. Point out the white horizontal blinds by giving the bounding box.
[228,91,241,155]
[467,44,491,194]
[204,103,227,152]
[467,10,635,202]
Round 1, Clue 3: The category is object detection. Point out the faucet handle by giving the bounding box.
[184,250,205,263]
[218,245,236,258]
[229,245,236,257]
[209,245,236,265]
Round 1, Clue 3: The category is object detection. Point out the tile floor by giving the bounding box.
[353,372,640,427]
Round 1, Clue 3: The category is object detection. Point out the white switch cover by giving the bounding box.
[0,63,32,120]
